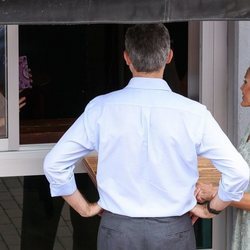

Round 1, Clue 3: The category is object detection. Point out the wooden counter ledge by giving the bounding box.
[82,155,221,187]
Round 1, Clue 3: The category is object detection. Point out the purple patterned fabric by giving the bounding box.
[19,56,32,90]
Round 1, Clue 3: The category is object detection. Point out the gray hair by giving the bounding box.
[125,24,171,73]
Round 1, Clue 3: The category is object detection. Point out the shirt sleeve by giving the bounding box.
[43,111,96,197]
[197,111,249,202]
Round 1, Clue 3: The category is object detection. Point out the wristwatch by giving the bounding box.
[206,200,222,215]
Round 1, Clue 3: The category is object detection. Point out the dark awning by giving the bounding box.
[0,0,250,24]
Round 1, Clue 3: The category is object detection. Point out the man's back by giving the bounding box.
[84,77,218,216]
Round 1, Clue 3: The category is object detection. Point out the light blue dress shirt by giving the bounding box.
[44,77,249,217]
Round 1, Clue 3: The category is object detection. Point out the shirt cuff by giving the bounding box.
[49,176,77,197]
[218,185,244,202]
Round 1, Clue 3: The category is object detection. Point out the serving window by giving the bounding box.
[18,23,188,145]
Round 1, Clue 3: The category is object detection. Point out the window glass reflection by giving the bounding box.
[0,25,7,138]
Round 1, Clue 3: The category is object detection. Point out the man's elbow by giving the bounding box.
[43,152,55,180]
[238,162,250,189]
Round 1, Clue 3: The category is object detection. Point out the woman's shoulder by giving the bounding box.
[238,124,250,162]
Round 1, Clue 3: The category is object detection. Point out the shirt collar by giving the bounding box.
[126,77,172,92]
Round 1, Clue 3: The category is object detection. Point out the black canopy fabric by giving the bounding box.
[0,0,249,24]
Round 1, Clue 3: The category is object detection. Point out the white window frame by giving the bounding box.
[0,25,86,176]
[0,26,48,175]
[0,25,19,151]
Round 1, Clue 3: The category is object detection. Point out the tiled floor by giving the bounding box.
[0,177,73,250]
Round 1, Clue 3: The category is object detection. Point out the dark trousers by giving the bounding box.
[98,211,196,250]
[21,174,100,250]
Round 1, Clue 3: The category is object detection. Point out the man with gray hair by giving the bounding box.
[44,24,249,249]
